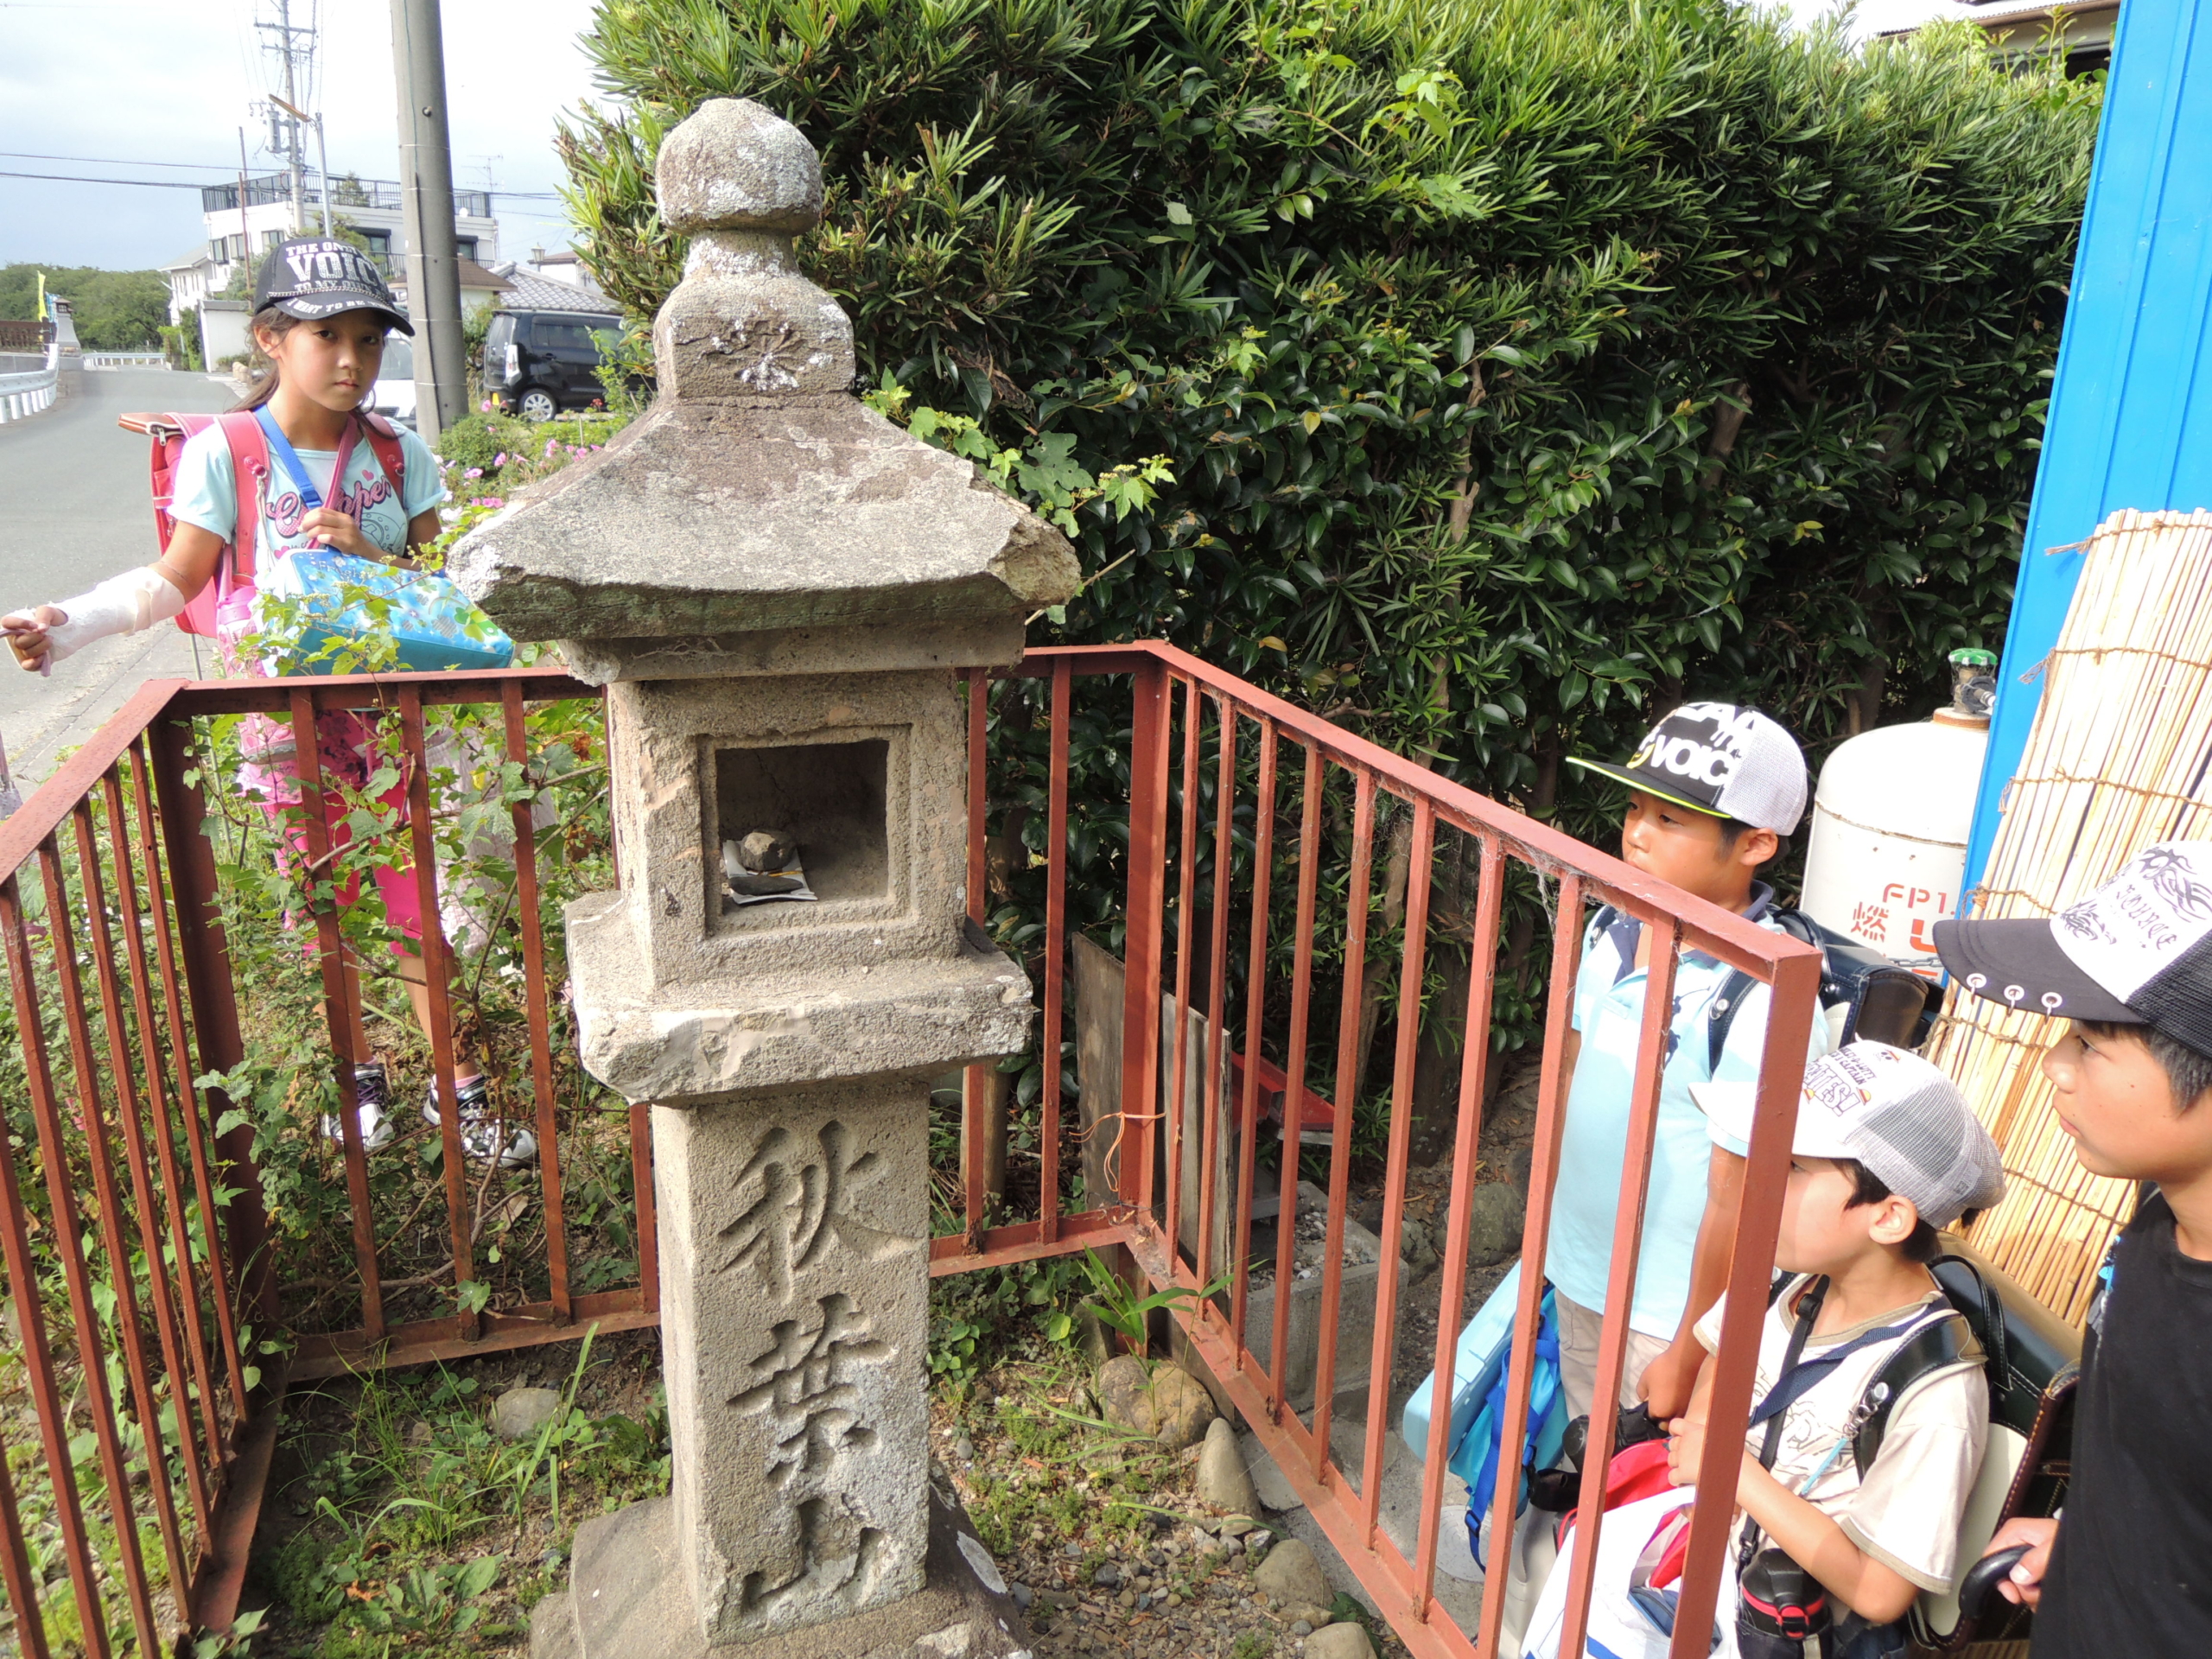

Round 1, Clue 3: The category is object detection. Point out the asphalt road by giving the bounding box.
[0,366,238,787]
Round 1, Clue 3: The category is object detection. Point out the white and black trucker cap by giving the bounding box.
[1935,841,2212,1051]
[253,237,413,335]
[1690,1041,2005,1229]
[1567,702,1808,834]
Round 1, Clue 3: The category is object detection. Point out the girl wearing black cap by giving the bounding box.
[1,236,531,1168]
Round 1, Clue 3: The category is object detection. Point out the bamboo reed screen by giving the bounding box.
[1927,508,2212,1326]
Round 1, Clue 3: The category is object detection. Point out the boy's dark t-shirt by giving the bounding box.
[2033,1192,2212,1655]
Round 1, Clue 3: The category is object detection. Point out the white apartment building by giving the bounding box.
[162,170,500,336]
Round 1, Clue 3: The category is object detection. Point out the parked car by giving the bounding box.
[368,334,417,427]
[481,308,620,422]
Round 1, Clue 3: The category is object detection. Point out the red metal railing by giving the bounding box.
[943,644,1823,1659]
[0,643,1817,1654]
[0,666,652,1646]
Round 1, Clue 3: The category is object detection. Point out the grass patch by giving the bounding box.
[245,1328,667,1656]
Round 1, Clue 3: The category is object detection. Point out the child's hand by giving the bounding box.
[1639,1338,1703,1420]
[1665,1413,1706,1486]
[3,606,63,674]
[1983,1516,2058,1609]
[296,508,376,560]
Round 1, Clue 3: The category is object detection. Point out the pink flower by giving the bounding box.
[543,437,557,456]
[493,452,508,467]
[480,398,493,412]
[464,467,483,480]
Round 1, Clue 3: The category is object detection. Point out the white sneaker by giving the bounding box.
[321,1062,395,1154]
[423,1075,537,1168]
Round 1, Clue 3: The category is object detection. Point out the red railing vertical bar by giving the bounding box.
[138,724,255,1421]
[1265,741,1325,1422]
[147,713,272,1357]
[1554,913,1681,1659]
[963,671,990,1243]
[1039,658,1071,1244]
[1666,944,1822,1659]
[25,840,157,1654]
[1120,657,1173,1218]
[287,687,390,1344]
[1308,766,1377,1474]
[1164,675,1203,1271]
[1475,870,1586,1659]
[100,764,220,1535]
[66,796,201,1608]
[1408,831,1501,1620]
[0,1416,51,1659]
[395,684,480,1343]
[1229,715,1276,1359]
[501,683,572,1324]
[1357,796,1436,1560]
[1197,690,1236,1291]
[0,896,77,1659]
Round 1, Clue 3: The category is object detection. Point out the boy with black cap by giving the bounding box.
[1554,703,1835,1425]
[1936,842,2212,1654]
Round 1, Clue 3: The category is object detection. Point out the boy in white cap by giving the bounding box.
[1552,703,1835,1425]
[1936,842,2212,1655]
[1522,1042,2005,1658]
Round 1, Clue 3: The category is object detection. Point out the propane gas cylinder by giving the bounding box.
[1800,650,1994,969]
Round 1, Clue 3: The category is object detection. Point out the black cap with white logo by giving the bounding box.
[1936,842,2212,1053]
[253,237,413,335]
[1567,702,1809,834]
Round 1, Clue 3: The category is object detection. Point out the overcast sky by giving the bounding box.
[1,0,1972,276]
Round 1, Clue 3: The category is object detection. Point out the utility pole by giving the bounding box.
[255,0,314,230]
[270,94,333,236]
[391,0,465,442]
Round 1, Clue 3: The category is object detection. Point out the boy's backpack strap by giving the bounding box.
[1704,914,1818,1071]
[1849,1309,1980,1477]
[1706,908,1942,1071]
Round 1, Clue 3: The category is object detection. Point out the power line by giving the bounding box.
[0,165,565,200]
[0,149,241,171]
[0,170,208,189]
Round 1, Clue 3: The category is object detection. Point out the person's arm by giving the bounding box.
[4,525,225,672]
[1666,1372,1921,1626]
[1641,1144,1745,1417]
[1982,1516,2058,1610]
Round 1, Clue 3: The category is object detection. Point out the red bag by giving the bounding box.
[1556,1437,1683,1541]
[119,409,408,637]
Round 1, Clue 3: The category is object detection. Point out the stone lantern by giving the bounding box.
[451,98,1077,1659]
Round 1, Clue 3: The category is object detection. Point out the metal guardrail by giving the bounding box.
[0,365,57,423]
[83,353,169,370]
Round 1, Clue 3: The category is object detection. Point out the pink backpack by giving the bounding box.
[121,408,409,636]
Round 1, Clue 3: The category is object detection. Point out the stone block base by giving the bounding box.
[531,1482,1033,1659]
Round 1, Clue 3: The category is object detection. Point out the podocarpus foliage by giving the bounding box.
[562,0,2096,1089]
[562,0,2095,817]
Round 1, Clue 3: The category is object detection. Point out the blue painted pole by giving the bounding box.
[1962,0,2212,908]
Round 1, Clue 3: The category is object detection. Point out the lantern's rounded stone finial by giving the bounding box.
[657,98,825,235]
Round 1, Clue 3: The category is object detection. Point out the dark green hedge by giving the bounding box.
[562,0,2094,842]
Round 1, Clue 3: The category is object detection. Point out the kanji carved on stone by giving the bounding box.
[728,1291,890,1488]
[716,1120,898,1299]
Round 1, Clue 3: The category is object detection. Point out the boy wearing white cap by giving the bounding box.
[1936,843,2212,1655]
[1522,1042,2005,1657]
[1552,703,1835,1425]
